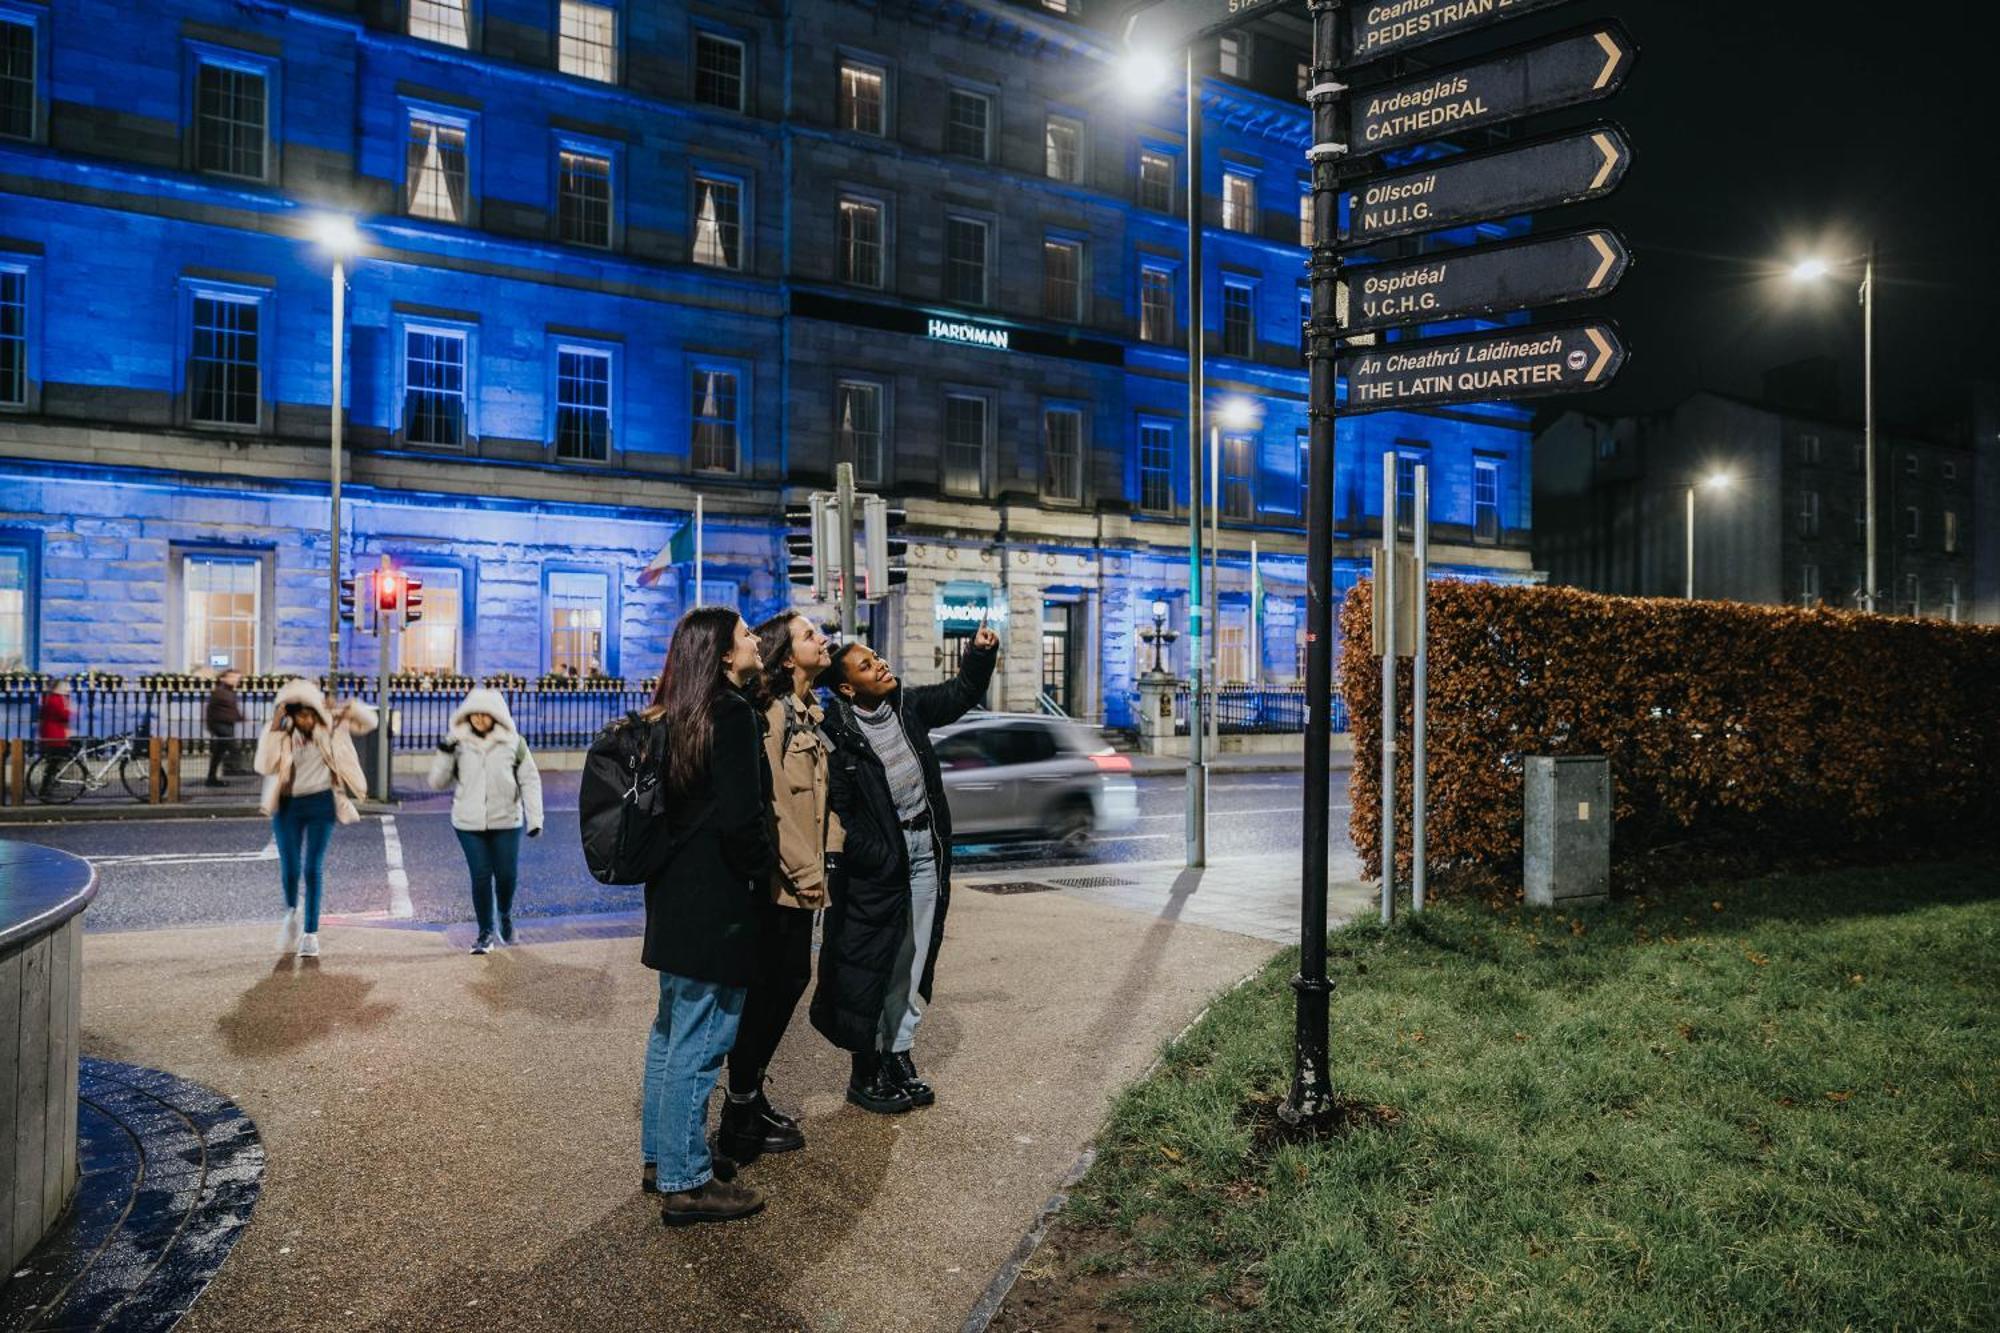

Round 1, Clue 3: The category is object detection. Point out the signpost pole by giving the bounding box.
[1208,421,1220,754]
[837,462,857,641]
[1412,464,1428,914]
[1185,45,1207,869]
[694,493,704,607]
[328,260,344,682]
[376,553,392,804]
[1379,453,1396,926]
[1282,0,1344,1129]
[1862,242,1877,614]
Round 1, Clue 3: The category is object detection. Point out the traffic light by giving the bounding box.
[785,494,834,600]
[862,496,908,597]
[339,574,358,624]
[377,568,403,614]
[402,574,424,626]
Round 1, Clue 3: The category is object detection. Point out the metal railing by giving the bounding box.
[1169,686,1349,736]
[0,683,655,754]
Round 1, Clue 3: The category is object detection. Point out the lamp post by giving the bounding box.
[1792,245,1876,612]
[312,216,363,679]
[1139,598,1179,675]
[1685,471,1733,601]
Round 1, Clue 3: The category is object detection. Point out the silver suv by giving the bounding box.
[933,714,1139,850]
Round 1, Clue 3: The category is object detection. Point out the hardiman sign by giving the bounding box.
[926,317,1010,351]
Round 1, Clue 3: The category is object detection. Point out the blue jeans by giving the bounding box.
[641,971,746,1193]
[454,827,522,936]
[272,790,337,932]
[879,828,941,1054]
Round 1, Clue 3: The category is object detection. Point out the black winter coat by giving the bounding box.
[206,682,243,736]
[809,641,997,1052]
[641,688,779,987]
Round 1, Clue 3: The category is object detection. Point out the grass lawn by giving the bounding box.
[996,858,1999,1332]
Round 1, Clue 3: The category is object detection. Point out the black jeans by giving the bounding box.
[727,896,815,1094]
[206,731,238,781]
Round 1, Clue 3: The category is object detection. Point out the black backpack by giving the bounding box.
[579,711,684,885]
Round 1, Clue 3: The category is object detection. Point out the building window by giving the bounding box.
[691,174,742,269]
[402,567,462,674]
[404,328,467,447]
[1797,489,1820,538]
[558,150,613,248]
[2,15,37,141]
[558,0,616,82]
[1045,115,1083,183]
[1799,433,1821,465]
[1298,187,1314,247]
[183,555,260,673]
[1223,171,1255,233]
[1043,407,1082,502]
[195,61,268,181]
[1296,60,1311,98]
[1474,459,1499,543]
[406,114,470,222]
[1041,0,1077,12]
[1222,282,1253,358]
[1799,562,1820,607]
[943,392,988,497]
[1043,239,1082,322]
[945,216,989,306]
[0,265,25,407]
[409,0,470,46]
[547,571,606,676]
[1222,435,1254,520]
[1140,420,1173,513]
[0,545,27,669]
[837,379,883,484]
[694,31,744,110]
[839,60,885,135]
[1903,572,1920,617]
[188,293,261,427]
[838,197,883,287]
[555,347,611,461]
[946,89,990,159]
[1944,509,1958,553]
[1903,505,1920,541]
[1942,459,1957,481]
[1903,453,1919,476]
[1218,607,1249,684]
[691,367,739,473]
[1140,266,1172,343]
[1138,150,1174,212]
[1218,33,1244,78]
[1299,288,1311,358]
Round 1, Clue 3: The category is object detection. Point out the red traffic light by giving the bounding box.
[377,570,402,612]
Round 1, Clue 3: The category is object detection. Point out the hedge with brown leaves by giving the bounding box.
[1340,581,2000,880]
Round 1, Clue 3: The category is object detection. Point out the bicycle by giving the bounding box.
[28,734,150,804]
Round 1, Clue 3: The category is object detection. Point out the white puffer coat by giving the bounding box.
[426,689,544,834]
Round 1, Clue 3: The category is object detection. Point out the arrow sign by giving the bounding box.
[1339,320,1626,413]
[1342,227,1630,333]
[1343,0,1583,66]
[1341,123,1631,245]
[1123,0,1291,54]
[1352,24,1636,156]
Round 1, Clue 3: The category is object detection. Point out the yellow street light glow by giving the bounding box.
[1790,257,1831,282]
[1217,396,1261,431]
[311,215,363,258]
[1116,48,1176,103]
[1702,472,1733,491]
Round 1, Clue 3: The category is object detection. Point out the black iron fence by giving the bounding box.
[1169,686,1349,736]
[0,683,655,754]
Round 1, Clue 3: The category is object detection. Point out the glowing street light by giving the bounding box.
[1790,244,1877,611]
[309,215,364,677]
[1686,469,1735,600]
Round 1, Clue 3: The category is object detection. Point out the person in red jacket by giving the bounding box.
[37,681,73,799]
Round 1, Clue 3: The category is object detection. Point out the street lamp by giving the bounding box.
[311,215,363,679]
[1685,470,1733,600]
[1138,598,1179,675]
[1791,244,1876,612]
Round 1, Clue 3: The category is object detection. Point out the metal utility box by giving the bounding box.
[355,713,394,802]
[1524,756,1610,907]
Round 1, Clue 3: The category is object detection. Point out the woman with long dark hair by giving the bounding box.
[716,612,843,1166]
[638,606,778,1226]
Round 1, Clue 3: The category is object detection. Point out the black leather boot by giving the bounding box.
[720,1088,807,1161]
[846,1051,913,1114]
[884,1050,936,1107]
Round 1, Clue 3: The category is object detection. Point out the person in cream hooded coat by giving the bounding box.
[255,678,378,958]
[427,688,544,953]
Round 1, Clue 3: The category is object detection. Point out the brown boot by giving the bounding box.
[658,1176,765,1226]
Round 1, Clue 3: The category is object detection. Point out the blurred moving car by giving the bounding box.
[932,713,1138,850]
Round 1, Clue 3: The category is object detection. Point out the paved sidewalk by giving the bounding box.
[74,885,1275,1331]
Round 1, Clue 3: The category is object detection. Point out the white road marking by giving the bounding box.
[90,842,278,868]
[382,815,413,919]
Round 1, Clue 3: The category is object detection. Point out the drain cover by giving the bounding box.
[968,880,1060,895]
[1050,876,1137,889]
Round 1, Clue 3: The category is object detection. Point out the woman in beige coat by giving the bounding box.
[254,678,377,958]
[714,611,845,1166]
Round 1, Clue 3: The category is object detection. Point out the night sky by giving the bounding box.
[1505,0,1992,431]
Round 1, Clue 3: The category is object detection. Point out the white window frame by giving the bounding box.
[191,50,274,184]
[1045,113,1084,183]
[553,343,614,462]
[1799,562,1820,607]
[692,30,745,111]
[546,570,608,677]
[1223,171,1256,233]
[1221,280,1255,358]
[558,0,618,84]
[1043,237,1083,322]
[405,106,474,224]
[556,143,616,250]
[1219,33,1245,78]
[691,171,745,271]
[690,363,743,475]
[1138,149,1174,212]
[400,566,463,675]
[399,322,472,449]
[838,195,884,288]
[1041,405,1084,503]
[838,58,888,136]
[1139,418,1174,514]
[184,283,267,431]
[942,390,991,498]
[0,542,30,671]
[1797,488,1820,539]
[1474,458,1500,543]
[836,378,886,485]
[409,0,472,47]
[1943,508,1958,554]
[1139,265,1173,344]
[181,553,263,674]
[945,87,992,160]
[944,214,991,307]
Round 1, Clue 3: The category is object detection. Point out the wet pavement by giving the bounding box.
[0,1059,263,1333]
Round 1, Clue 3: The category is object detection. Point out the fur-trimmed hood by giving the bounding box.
[270,678,378,734]
[449,688,517,735]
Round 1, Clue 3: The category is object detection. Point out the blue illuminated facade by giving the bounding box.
[0,0,1538,728]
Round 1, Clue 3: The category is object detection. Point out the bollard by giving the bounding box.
[166,738,182,803]
[3,738,19,806]
[149,736,163,804]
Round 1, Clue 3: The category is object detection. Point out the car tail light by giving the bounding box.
[1090,752,1132,774]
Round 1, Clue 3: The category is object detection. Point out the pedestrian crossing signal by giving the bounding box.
[402,575,424,626]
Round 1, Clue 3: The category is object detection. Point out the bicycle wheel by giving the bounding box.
[120,754,151,802]
[29,753,85,805]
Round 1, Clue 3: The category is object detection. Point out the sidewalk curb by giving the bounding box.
[958,967,1268,1332]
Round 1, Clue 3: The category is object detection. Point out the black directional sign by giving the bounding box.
[1338,321,1627,413]
[1123,0,1290,54]
[1342,228,1629,334]
[1343,0,1581,66]
[1352,24,1636,156]
[1341,124,1631,245]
